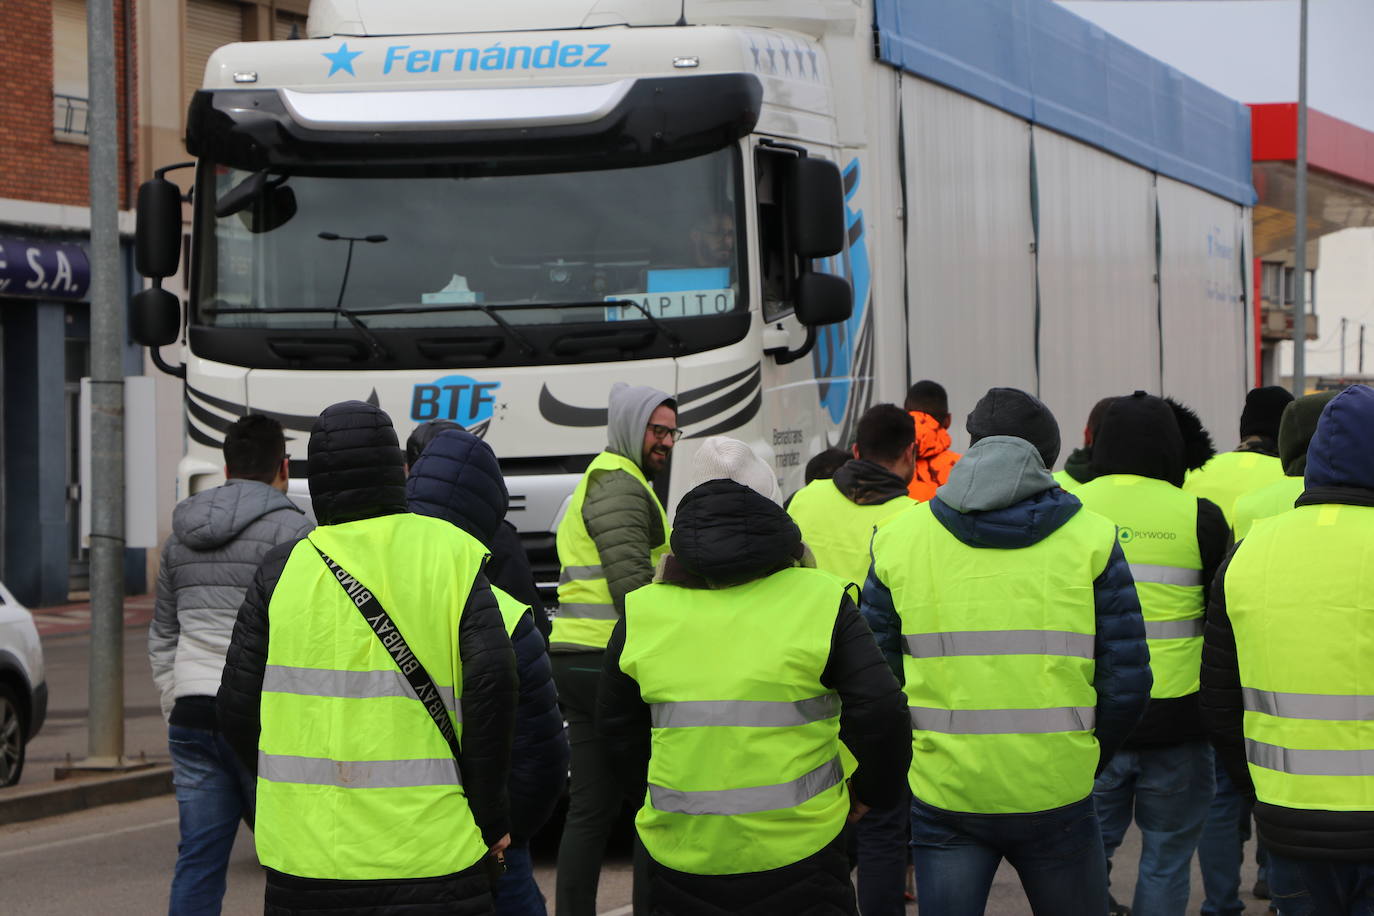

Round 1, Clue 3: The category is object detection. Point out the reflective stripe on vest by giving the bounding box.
[256,515,489,880]
[259,752,463,789]
[649,755,844,816]
[786,478,914,586]
[1226,503,1374,812]
[1245,740,1374,777]
[909,706,1095,734]
[1076,474,1205,699]
[903,630,1094,659]
[264,664,459,718]
[1243,687,1374,721]
[874,501,1110,815]
[621,567,851,876]
[553,451,669,650]
[651,694,839,729]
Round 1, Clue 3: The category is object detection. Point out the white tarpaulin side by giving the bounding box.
[1157,176,1251,448]
[1034,127,1159,458]
[901,80,1037,450]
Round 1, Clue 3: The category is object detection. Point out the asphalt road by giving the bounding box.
[0,793,1270,915]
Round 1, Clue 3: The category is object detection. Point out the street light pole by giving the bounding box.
[1291,0,1309,396]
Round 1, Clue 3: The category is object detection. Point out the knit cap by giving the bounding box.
[686,436,782,505]
[1239,386,1295,441]
[966,387,1061,470]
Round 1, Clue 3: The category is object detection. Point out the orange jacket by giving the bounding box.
[907,411,961,501]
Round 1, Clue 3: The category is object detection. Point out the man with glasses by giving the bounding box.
[552,382,677,916]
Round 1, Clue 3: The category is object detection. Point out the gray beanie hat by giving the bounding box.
[966,387,1061,469]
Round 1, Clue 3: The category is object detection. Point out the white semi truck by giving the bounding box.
[132,0,1256,589]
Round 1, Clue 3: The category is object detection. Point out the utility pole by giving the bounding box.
[83,0,128,770]
[1291,0,1309,397]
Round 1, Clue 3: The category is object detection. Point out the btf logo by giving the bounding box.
[411,375,501,426]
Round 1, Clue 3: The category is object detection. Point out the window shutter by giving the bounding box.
[183,0,244,118]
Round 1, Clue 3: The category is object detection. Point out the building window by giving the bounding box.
[184,0,246,123]
[52,0,90,142]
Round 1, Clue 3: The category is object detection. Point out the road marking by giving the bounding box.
[0,816,178,860]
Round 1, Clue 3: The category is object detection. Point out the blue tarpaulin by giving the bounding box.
[874,0,1256,206]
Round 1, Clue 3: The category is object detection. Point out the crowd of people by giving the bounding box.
[147,377,1374,916]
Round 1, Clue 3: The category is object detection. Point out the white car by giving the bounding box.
[0,581,46,787]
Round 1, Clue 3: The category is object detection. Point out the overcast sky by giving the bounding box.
[1059,0,1374,132]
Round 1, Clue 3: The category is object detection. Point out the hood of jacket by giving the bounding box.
[936,436,1058,514]
[172,478,302,551]
[911,411,953,460]
[667,479,804,587]
[405,429,509,547]
[307,400,408,526]
[1062,446,1095,485]
[1279,391,1339,476]
[833,459,910,506]
[606,382,675,471]
[1305,385,1374,491]
[1089,392,1213,487]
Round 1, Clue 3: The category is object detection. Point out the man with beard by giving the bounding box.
[552,382,677,916]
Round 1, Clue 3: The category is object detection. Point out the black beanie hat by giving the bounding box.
[1239,386,1294,441]
[966,387,1061,469]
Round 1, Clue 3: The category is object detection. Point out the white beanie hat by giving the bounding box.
[686,436,782,505]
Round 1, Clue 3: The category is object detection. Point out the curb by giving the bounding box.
[0,766,173,828]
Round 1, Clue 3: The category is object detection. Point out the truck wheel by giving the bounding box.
[0,684,25,787]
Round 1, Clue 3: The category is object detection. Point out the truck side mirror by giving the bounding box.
[787,157,845,259]
[136,177,183,279]
[795,272,852,327]
[130,287,182,347]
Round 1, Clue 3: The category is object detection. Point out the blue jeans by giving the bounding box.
[168,724,256,916]
[855,789,911,916]
[493,843,547,916]
[1094,741,1216,916]
[909,794,1107,916]
[1197,758,1252,916]
[1267,852,1374,916]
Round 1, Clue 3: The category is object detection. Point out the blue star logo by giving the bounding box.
[322,42,363,77]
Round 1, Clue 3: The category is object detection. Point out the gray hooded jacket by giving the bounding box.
[149,479,313,718]
[570,383,674,632]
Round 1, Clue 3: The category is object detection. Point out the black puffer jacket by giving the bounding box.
[407,429,569,841]
[597,479,908,913]
[1088,393,1230,748]
[217,401,516,915]
[1202,386,1374,862]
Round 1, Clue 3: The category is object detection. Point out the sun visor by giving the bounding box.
[186,73,763,172]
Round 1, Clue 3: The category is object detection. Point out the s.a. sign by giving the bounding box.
[0,238,91,301]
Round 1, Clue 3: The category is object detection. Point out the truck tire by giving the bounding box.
[0,683,25,787]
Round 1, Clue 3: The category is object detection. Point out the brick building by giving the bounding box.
[0,0,141,607]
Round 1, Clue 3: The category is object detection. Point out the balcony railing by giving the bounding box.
[54,93,90,140]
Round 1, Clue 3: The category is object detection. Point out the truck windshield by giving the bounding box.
[193,148,743,330]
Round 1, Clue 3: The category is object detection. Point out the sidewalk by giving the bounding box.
[24,595,169,785]
[29,594,156,638]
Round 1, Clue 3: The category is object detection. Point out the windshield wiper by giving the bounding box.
[594,299,686,353]
[202,305,391,361]
[335,308,392,361]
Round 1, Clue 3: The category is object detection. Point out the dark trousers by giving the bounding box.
[552,652,649,916]
[1267,852,1374,916]
[854,790,911,916]
[909,794,1108,916]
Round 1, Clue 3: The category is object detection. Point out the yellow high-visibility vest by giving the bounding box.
[257,514,489,879]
